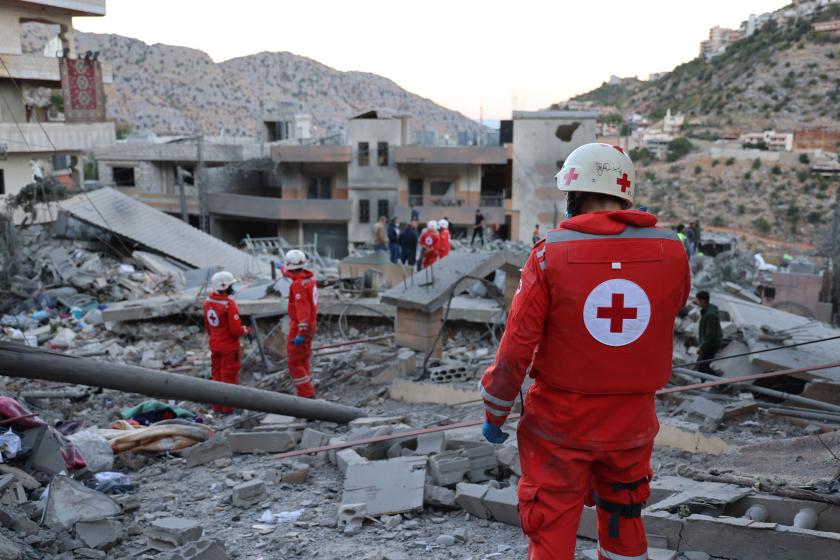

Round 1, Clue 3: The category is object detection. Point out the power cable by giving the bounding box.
[674,333,840,369]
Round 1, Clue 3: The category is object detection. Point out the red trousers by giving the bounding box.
[517,422,652,560]
[210,350,240,414]
[287,331,315,398]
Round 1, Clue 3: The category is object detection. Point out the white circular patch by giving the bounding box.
[583,279,650,347]
[424,236,434,247]
[312,286,319,306]
[206,308,220,328]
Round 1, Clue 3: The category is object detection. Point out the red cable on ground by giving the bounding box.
[312,334,393,353]
[273,360,840,460]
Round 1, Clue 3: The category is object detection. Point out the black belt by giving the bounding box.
[592,477,649,539]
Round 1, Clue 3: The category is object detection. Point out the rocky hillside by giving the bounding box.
[23,26,480,139]
[570,6,840,132]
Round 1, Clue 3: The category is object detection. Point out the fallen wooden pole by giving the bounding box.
[0,342,363,424]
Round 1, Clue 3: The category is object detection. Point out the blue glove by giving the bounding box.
[482,421,509,444]
[293,335,305,346]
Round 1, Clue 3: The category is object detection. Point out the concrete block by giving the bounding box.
[327,437,347,465]
[281,463,310,484]
[342,456,427,516]
[0,534,21,560]
[454,482,490,519]
[231,479,267,507]
[654,418,734,456]
[146,518,203,551]
[337,503,366,535]
[429,450,470,486]
[182,437,232,467]
[228,431,295,454]
[336,448,369,475]
[483,485,519,526]
[495,444,521,476]
[684,396,725,429]
[389,377,481,405]
[465,444,498,482]
[424,483,457,509]
[299,428,332,449]
[43,476,121,530]
[167,539,230,560]
[415,432,446,456]
[75,519,122,550]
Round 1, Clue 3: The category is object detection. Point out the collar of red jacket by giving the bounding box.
[559,210,658,235]
[287,269,314,280]
[209,291,230,300]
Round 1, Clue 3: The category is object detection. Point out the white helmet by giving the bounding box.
[211,270,236,292]
[427,220,439,231]
[438,219,449,230]
[284,249,308,270]
[555,143,636,206]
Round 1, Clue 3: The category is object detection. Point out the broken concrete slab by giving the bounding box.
[42,476,121,530]
[683,396,726,430]
[75,519,123,550]
[335,448,368,475]
[182,436,232,467]
[232,479,267,507]
[415,431,446,456]
[454,482,491,519]
[483,485,519,526]
[146,517,203,551]
[464,443,498,482]
[281,462,310,484]
[0,534,21,560]
[167,538,230,560]
[341,456,427,516]
[227,431,295,454]
[654,418,734,456]
[429,450,471,486]
[647,481,753,515]
[424,483,457,509]
[348,416,406,429]
[299,428,332,449]
[495,444,521,476]
[389,377,481,405]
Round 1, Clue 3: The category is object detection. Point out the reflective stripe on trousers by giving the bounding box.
[599,546,648,560]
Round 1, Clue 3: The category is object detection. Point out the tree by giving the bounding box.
[752,158,762,170]
[666,137,694,162]
[752,217,771,234]
[799,153,810,164]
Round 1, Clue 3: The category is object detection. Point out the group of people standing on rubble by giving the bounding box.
[676,221,702,256]
[372,215,452,269]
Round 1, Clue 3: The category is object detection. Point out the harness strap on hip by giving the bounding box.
[611,476,649,492]
[592,493,643,539]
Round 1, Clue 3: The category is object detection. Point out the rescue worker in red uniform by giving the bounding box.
[203,271,251,414]
[480,143,690,560]
[282,250,318,398]
[438,218,451,259]
[419,220,441,269]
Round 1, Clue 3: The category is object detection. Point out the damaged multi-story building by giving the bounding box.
[0,0,115,200]
[94,109,597,257]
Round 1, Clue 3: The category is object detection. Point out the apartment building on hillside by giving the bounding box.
[0,0,115,199]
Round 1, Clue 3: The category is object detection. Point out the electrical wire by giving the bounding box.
[674,333,840,369]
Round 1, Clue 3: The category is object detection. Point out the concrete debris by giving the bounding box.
[231,479,267,507]
[167,539,230,560]
[182,436,233,467]
[228,431,295,454]
[146,517,204,551]
[75,518,123,550]
[341,456,427,516]
[42,476,121,530]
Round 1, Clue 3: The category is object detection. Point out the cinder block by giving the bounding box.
[424,483,456,509]
[429,451,470,486]
[182,437,232,467]
[299,428,332,450]
[228,432,295,454]
[167,538,230,560]
[146,518,203,551]
[465,444,498,482]
[281,463,310,484]
[415,432,446,456]
[454,482,490,519]
[336,449,369,475]
[495,445,521,476]
[483,485,519,526]
[231,479,267,507]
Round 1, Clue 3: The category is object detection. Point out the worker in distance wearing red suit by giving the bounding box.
[419,220,441,269]
[437,218,451,259]
[282,249,318,398]
[480,143,690,560]
[203,271,251,414]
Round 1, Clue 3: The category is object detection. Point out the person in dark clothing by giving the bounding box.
[471,209,485,247]
[399,219,419,266]
[695,290,723,374]
[387,217,401,264]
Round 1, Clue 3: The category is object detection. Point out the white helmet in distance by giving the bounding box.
[284,249,308,270]
[427,220,439,231]
[555,143,636,207]
[211,270,236,292]
[438,219,449,230]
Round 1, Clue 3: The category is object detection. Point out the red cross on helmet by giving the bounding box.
[555,143,636,206]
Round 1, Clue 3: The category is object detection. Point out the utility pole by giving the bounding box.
[831,179,840,325]
[196,134,208,233]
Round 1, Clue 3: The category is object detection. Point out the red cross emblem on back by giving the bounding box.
[563,168,579,186]
[596,293,637,333]
[616,173,631,193]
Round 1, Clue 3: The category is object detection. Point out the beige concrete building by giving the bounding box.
[0,0,114,199]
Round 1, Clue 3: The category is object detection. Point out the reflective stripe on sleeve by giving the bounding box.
[484,406,509,417]
[546,226,679,244]
[480,385,515,408]
[293,376,312,385]
[599,546,649,560]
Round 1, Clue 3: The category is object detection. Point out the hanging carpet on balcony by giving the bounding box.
[59,57,106,122]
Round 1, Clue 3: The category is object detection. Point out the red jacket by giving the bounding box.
[287,269,318,335]
[203,291,248,353]
[420,230,440,265]
[480,210,690,449]
[439,229,451,258]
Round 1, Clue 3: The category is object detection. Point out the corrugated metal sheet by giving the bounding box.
[59,187,270,278]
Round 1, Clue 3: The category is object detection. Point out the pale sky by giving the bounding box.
[74,0,786,121]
